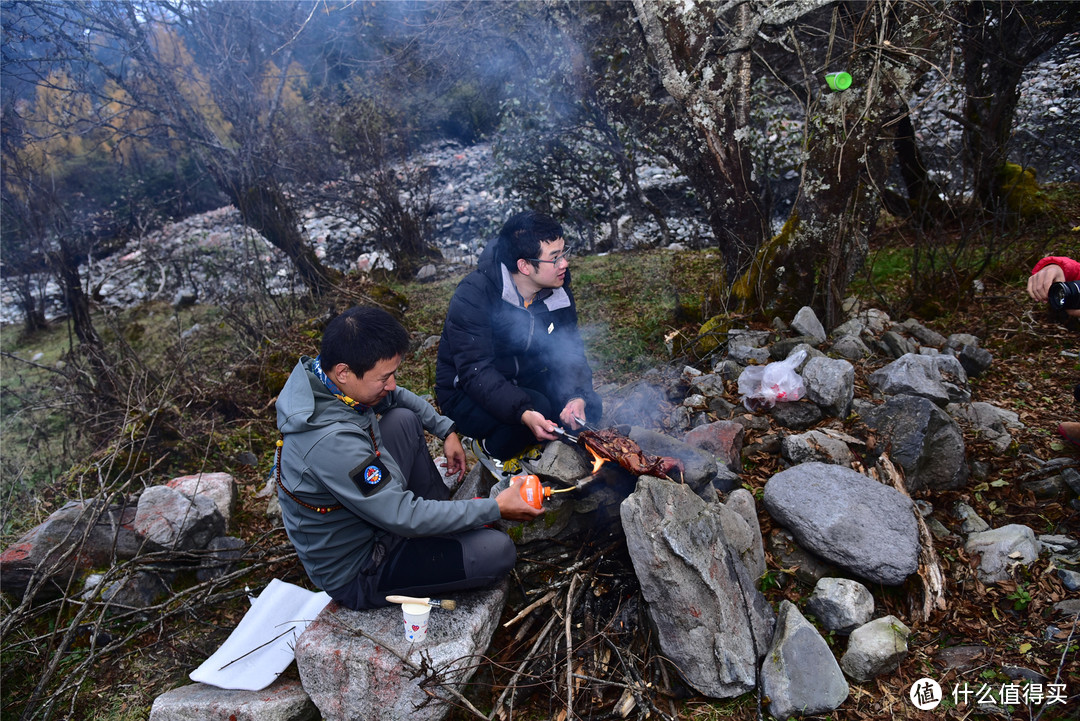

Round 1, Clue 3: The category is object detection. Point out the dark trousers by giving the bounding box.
[327,407,516,610]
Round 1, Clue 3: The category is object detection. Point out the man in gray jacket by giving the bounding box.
[275,306,542,610]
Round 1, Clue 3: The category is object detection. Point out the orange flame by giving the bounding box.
[587,446,607,474]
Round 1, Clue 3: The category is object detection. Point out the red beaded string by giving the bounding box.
[275,437,343,514]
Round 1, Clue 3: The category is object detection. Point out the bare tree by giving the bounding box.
[552,1,950,326]
[7,0,338,297]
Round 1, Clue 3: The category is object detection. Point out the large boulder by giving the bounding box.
[134,485,225,551]
[762,463,919,586]
[862,394,968,492]
[294,583,507,721]
[621,478,774,698]
[868,353,971,406]
[167,473,237,529]
[0,500,141,600]
[760,601,849,719]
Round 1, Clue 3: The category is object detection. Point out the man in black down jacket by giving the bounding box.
[435,211,602,460]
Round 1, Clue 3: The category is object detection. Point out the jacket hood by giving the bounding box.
[277,357,369,435]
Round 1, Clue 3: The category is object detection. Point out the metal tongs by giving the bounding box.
[573,415,600,432]
[552,426,579,444]
[551,415,598,445]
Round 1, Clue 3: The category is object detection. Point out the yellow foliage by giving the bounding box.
[262,60,310,119]
[149,24,233,143]
[101,80,167,164]
[24,69,92,174]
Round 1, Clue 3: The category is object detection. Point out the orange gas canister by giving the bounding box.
[516,474,552,509]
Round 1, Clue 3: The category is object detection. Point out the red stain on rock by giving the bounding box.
[0,542,33,563]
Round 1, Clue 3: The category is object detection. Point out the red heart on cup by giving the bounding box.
[411,624,420,631]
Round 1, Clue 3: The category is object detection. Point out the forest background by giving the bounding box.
[1,1,1079,719]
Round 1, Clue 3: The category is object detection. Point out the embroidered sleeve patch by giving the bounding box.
[349,455,391,497]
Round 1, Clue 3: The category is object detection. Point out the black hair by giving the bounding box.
[499,210,563,273]
[320,306,409,377]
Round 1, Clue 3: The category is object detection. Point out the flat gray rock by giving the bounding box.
[964,524,1040,583]
[295,583,507,721]
[781,430,854,467]
[149,678,317,721]
[763,463,919,585]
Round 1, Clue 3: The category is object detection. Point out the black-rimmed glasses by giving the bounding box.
[526,245,573,265]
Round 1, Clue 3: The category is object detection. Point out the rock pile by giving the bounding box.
[0,141,712,325]
[1,473,240,605]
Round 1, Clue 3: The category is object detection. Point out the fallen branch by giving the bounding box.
[564,573,579,719]
[877,453,947,622]
[503,590,557,628]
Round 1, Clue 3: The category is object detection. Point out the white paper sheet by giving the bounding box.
[189,578,332,691]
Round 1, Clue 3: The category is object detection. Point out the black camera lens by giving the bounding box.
[1048,281,1080,310]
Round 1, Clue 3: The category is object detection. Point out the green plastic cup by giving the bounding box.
[825,72,852,91]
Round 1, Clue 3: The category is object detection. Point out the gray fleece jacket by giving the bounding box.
[275,357,501,593]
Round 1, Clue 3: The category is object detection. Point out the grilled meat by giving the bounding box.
[578,428,684,480]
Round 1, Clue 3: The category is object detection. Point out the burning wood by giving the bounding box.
[578,428,684,481]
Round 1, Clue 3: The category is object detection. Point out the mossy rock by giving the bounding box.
[994,163,1051,218]
[366,284,410,318]
[693,314,734,357]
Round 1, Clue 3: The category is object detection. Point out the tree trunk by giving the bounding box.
[48,237,118,400]
[958,1,1079,211]
[733,1,943,328]
[891,111,951,226]
[50,238,99,349]
[16,278,49,335]
[217,172,338,297]
[630,0,769,277]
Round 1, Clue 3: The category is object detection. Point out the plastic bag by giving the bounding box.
[737,349,807,412]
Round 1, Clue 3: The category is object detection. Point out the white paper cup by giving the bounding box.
[402,602,430,642]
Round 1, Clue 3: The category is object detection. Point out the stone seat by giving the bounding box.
[295,582,509,721]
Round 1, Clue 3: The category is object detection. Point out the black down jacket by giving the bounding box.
[435,238,600,426]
